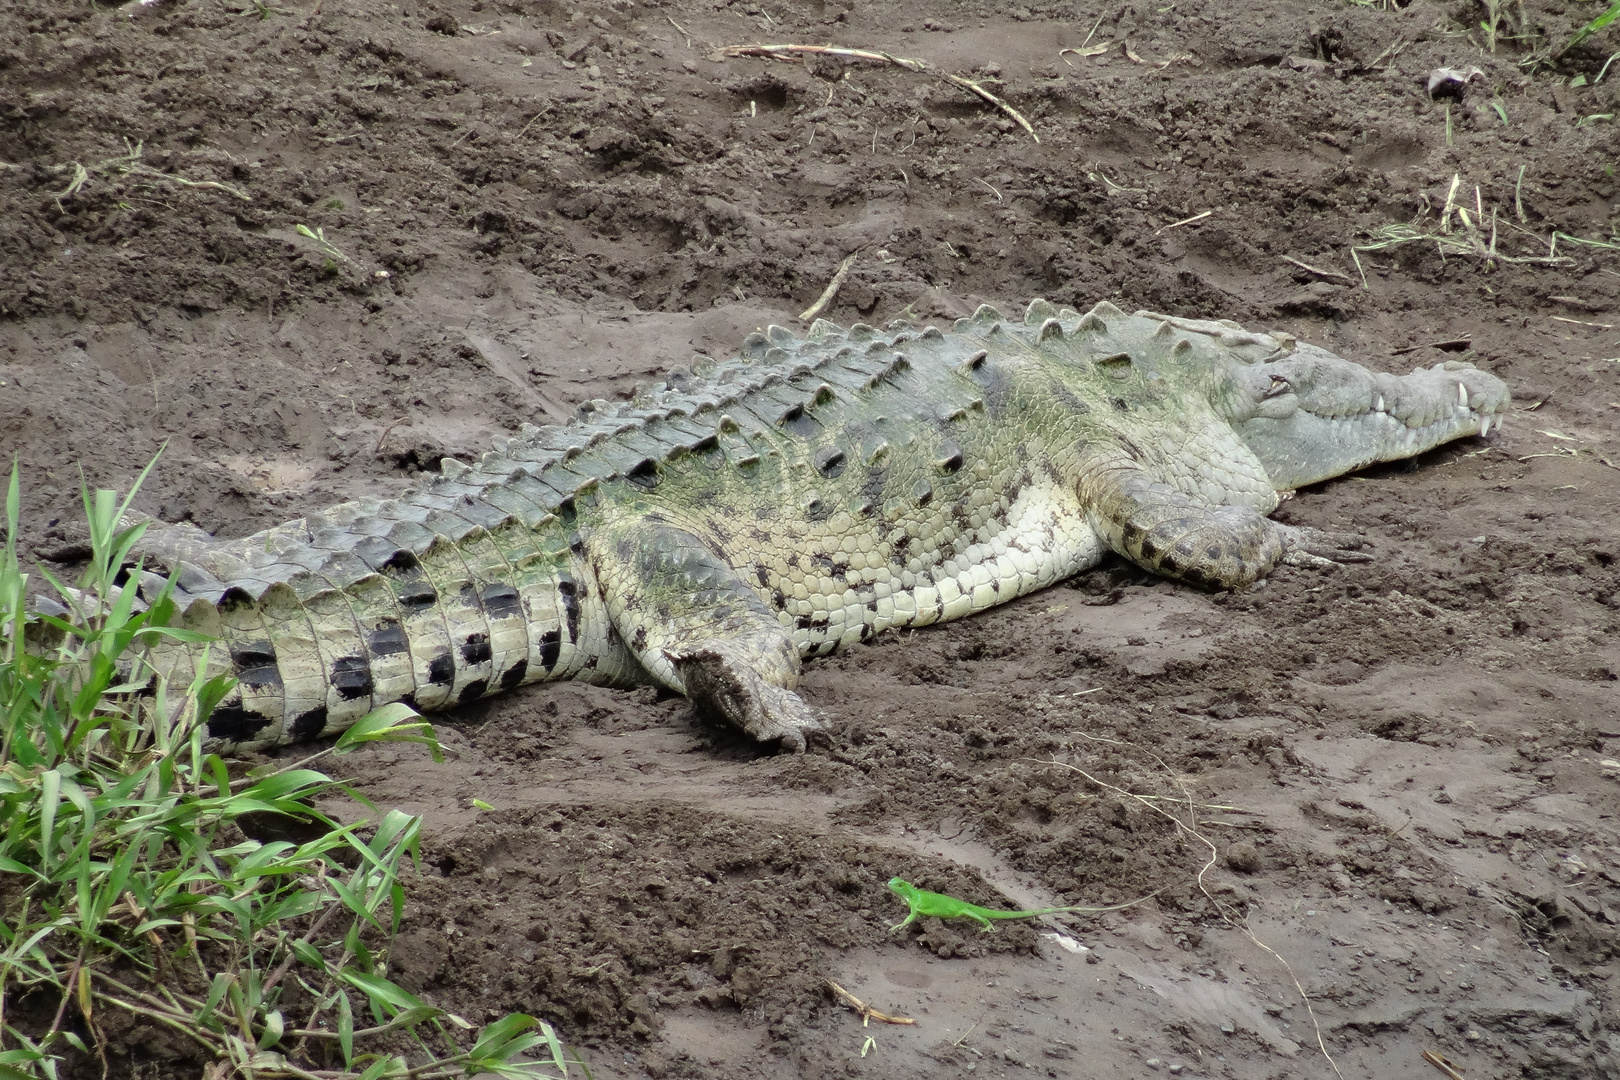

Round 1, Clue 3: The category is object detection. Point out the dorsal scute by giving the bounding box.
[1024,298,1060,325]
[207,297,1239,582]
[741,331,771,358]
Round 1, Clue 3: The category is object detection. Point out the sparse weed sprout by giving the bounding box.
[0,462,575,1079]
[295,223,354,265]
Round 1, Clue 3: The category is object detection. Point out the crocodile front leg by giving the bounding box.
[1085,462,1360,590]
[588,517,822,751]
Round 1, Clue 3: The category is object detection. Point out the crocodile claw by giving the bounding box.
[1276,524,1373,571]
[670,647,824,753]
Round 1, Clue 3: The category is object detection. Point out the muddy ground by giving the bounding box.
[4,0,1620,1076]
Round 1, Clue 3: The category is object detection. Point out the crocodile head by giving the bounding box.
[1217,342,1510,490]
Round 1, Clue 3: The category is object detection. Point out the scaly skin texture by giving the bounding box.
[131,300,1510,752]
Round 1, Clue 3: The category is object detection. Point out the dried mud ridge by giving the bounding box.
[4,0,1620,1078]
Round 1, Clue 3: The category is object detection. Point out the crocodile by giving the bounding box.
[129,299,1509,753]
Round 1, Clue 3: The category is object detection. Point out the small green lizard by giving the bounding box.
[887,876,1161,931]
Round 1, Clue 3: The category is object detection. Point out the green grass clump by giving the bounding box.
[0,462,580,1079]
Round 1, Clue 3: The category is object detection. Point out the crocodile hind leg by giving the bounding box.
[1087,465,1365,590]
[588,518,822,751]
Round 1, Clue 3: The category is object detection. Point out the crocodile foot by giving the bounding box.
[1276,524,1372,571]
[669,646,824,753]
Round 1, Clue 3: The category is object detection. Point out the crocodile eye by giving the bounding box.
[1265,376,1292,398]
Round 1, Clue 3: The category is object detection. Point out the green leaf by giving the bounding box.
[38,770,60,871]
[335,703,443,761]
[231,840,297,878]
[367,808,417,856]
[0,856,44,880]
[288,938,328,973]
[337,970,423,1016]
[257,1009,285,1050]
[234,769,332,803]
[337,989,354,1066]
[199,972,236,1031]
[328,876,386,934]
[1568,0,1620,52]
[193,674,237,727]
[469,1013,543,1062]
[355,1055,406,1080]
[0,1050,46,1066]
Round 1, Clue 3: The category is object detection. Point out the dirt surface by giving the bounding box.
[5,0,1620,1076]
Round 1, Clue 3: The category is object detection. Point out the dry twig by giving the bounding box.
[718,44,1039,142]
[1421,1049,1468,1080]
[1281,255,1354,283]
[1156,210,1212,234]
[1123,40,1195,67]
[825,980,916,1025]
[373,417,408,455]
[1060,42,1112,62]
[1354,221,1572,269]
[798,254,858,323]
[47,139,250,207]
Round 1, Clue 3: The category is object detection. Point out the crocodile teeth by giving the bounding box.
[1479,414,1490,437]
[1375,396,1385,413]
[1458,383,1469,408]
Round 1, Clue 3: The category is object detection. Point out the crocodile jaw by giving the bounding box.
[1223,344,1511,490]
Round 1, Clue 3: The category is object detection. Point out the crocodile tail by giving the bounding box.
[131,489,621,751]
